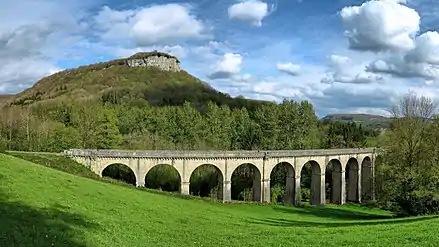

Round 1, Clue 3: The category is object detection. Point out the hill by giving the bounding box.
[4,51,269,111]
[321,114,392,129]
[0,94,13,107]
[1,153,439,246]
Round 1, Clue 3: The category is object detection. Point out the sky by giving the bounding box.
[1,0,439,117]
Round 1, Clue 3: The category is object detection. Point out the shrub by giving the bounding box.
[393,190,439,217]
[270,184,285,204]
[301,188,310,201]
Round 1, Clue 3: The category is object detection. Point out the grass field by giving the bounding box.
[1,153,439,247]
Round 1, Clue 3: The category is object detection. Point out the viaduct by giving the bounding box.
[64,148,378,205]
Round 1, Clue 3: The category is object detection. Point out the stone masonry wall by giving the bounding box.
[126,55,180,72]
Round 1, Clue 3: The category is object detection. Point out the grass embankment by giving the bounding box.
[1,153,439,246]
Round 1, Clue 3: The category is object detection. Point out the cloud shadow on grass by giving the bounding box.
[0,187,99,247]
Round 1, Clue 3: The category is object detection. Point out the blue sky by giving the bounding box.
[1,0,439,117]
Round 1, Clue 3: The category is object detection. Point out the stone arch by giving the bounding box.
[145,164,182,192]
[101,163,137,186]
[299,160,322,205]
[346,157,360,202]
[230,163,262,202]
[189,164,224,200]
[361,156,373,201]
[269,162,295,204]
[325,159,343,204]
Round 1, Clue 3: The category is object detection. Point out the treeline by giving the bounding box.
[0,99,378,152]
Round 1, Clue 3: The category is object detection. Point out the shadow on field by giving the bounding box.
[0,186,99,247]
[249,215,439,228]
[273,205,393,220]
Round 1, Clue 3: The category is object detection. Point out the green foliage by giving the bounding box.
[301,188,311,201]
[319,121,379,148]
[0,136,6,153]
[102,164,137,185]
[145,164,181,192]
[190,165,220,197]
[271,184,285,204]
[375,92,439,216]
[321,113,392,130]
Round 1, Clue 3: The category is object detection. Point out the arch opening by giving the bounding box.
[189,164,224,200]
[102,163,136,186]
[346,158,360,202]
[270,162,295,205]
[145,164,181,192]
[361,156,373,201]
[325,159,343,204]
[300,160,322,205]
[231,163,262,202]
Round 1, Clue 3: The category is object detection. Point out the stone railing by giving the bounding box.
[64,148,378,159]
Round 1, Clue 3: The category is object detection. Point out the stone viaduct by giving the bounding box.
[64,148,378,205]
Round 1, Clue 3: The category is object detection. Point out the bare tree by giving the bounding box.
[389,91,436,119]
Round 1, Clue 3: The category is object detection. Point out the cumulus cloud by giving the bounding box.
[340,0,420,52]
[406,31,439,64]
[321,55,382,84]
[0,0,91,92]
[366,56,439,80]
[276,62,301,76]
[208,53,243,79]
[364,31,439,80]
[94,4,209,46]
[0,60,60,93]
[228,0,273,26]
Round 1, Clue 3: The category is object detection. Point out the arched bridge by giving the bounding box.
[64,148,378,205]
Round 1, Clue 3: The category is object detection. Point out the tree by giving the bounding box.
[376,92,439,215]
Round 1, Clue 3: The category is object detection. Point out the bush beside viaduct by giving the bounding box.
[64,148,377,205]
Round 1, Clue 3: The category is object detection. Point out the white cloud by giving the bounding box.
[322,55,382,84]
[0,0,94,93]
[228,0,272,27]
[0,59,60,93]
[94,4,209,46]
[366,56,439,80]
[406,31,439,64]
[340,0,420,52]
[276,62,301,76]
[208,53,243,79]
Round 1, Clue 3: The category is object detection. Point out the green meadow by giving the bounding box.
[1,153,438,247]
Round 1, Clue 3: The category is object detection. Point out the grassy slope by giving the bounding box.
[1,154,439,247]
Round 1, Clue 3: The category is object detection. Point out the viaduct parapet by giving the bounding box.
[64,148,378,205]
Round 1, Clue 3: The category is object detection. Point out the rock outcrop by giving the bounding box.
[126,51,180,72]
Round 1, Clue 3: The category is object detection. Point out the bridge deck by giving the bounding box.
[64,148,377,159]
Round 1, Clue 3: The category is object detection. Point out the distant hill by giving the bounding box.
[3,51,270,111]
[321,114,392,129]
